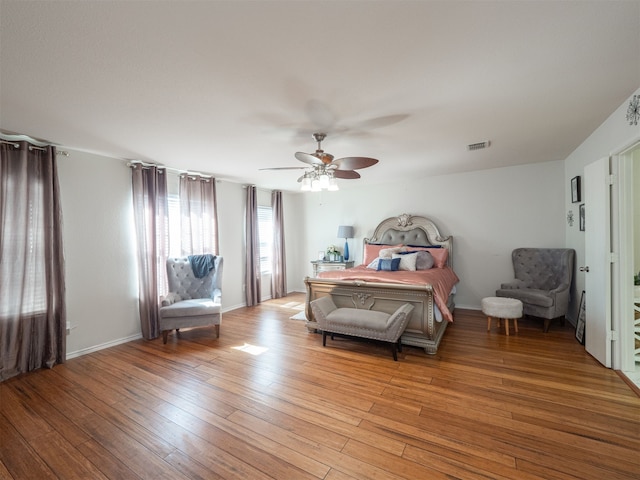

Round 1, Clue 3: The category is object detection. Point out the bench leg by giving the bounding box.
[391,343,398,361]
[322,331,327,347]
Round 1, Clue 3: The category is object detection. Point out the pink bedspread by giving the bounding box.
[317,265,459,322]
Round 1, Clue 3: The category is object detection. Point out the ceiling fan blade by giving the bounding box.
[332,156,379,170]
[295,151,324,165]
[295,151,334,165]
[259,166,307,171]
[333,170,361,179]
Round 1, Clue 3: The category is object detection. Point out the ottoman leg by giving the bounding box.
[504,318,510,336]
[514,318,519,333]
[487,316,492,332]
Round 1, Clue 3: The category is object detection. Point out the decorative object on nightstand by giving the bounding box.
[326,245,340,262]
[337,225,354,261]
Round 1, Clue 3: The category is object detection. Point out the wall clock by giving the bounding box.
[627,94,639,126]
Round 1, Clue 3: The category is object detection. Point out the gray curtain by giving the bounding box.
[179,174,218,255]
[131,163,168,340]
[0,140,66,381]
[271,190,287,299]
[245,185,261,306]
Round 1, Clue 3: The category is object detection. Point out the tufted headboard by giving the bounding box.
[363,214,453,267]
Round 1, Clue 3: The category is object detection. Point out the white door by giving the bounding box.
[584,157,612,367]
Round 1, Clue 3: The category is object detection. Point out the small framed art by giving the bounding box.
[579,204,585,231]
[575,291,586,345]
[571,176,581,203]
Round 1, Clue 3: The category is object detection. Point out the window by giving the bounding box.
[0,171,46,316]
[167,192,181,258]
[257,206,273,274]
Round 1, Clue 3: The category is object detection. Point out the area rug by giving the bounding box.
[290,311,307,321]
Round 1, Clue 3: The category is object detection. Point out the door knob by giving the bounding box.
[579,266,590,272]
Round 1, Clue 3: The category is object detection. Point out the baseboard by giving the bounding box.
[66,332,143,360]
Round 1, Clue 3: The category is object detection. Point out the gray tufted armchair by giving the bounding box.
[159,255,223,343]
[496,248,575,332]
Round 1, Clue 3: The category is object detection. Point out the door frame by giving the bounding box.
[613,140,639,373]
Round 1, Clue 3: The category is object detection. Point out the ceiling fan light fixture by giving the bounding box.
[328,177,339,191]
[319,172,330,189]
[300,175,312,191]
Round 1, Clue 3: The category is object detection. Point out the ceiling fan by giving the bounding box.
[261,132,379,191]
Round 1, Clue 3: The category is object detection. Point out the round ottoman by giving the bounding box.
[481,297,523,336]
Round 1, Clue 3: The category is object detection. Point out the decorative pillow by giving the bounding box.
[161,292,181,306]
[377,258,401,271]
[366,258,380,269]
[414,251,435,270]
[405,246,448,268]
[379,246,407,259]
[392,252,418,271]
[363,243,403,265]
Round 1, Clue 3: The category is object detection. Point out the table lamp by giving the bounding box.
[337,225,354,261]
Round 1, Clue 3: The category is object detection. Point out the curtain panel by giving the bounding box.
[245,186,261,306]
[131,164,168,340]
[0,140,66,381]
[179,174,218,255]
[271,190,287,299]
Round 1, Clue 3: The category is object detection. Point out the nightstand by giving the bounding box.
[311,260,354,276]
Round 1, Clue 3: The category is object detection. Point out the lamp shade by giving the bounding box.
[337,225,354,239]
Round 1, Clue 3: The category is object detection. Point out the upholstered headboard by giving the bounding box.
[363,213,453,267]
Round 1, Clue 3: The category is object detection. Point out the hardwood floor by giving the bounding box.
[1,293,639,479]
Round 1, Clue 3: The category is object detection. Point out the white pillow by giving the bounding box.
[379,246,407,259]
[367,258,380,269]
[392,252,418,271]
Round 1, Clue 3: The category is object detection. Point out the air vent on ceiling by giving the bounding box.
[467,140,490,151]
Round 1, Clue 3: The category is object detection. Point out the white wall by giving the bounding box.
[58,151,140,356]
[294,160,565,310]
[564,87,640,322]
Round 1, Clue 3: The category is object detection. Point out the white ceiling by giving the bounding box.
[2,1,639,192]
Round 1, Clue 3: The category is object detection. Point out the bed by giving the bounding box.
[304,213,459,354]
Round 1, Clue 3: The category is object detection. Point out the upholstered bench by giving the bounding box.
[310,296,414,360]
[482,296,523,336]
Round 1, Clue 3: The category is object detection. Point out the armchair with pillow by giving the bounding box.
[159,255,223,343]
[496,248,575,332]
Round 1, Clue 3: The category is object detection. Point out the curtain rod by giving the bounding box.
[0,139,69,156]
[126,160,213,179]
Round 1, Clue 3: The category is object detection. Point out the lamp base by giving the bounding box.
[344,240,349,261]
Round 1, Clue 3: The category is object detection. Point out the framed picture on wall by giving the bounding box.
[571,176,581,203]
[579,204,585,231]
[575,291,586,345]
